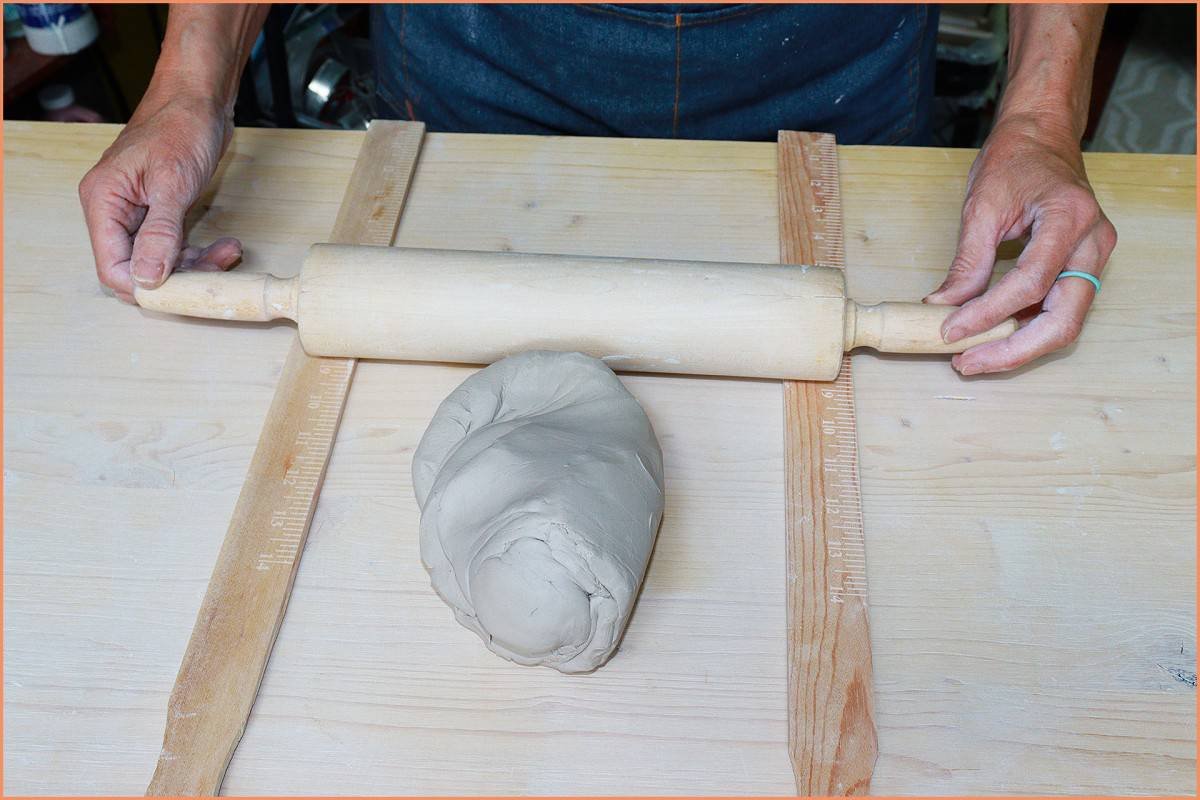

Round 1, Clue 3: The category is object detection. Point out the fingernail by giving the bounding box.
[132,259,164,287]
[925,281,951,303]
[943,325,964,344]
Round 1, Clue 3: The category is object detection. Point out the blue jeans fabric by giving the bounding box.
[371,4,938,145]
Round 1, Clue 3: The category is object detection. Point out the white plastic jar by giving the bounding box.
[14,4,98,55]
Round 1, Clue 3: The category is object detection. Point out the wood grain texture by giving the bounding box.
[144,121,424,795]
[3,123,1194,795]
[778,131,877,795]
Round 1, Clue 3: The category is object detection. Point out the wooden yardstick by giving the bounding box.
[146,121,425,796]
[778,131,878,795]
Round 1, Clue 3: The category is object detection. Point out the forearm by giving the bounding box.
[146,4,269,112]
[999,4,1107,141]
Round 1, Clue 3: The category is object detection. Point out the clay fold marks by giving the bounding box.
[413,351,665,673]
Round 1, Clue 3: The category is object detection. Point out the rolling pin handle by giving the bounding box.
[844,300,1018,354]
[133,272,299,323]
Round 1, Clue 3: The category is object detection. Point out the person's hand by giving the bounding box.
[924,112,1117,375]
[78,87,243,303]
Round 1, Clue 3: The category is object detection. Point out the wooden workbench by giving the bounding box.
[4,121,1194,795]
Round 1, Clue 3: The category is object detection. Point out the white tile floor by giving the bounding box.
[1089,7,1196,155]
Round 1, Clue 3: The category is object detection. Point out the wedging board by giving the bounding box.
[3,123,1194,795]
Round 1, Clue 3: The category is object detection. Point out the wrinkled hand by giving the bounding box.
[79,89,242,303]
[925,112,1117,375]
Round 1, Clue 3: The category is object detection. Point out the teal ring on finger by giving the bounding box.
[1057,270,1102,294]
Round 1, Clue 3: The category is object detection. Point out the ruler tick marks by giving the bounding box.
[780,130,876,794]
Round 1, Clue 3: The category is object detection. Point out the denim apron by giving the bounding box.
[371,4,937,145]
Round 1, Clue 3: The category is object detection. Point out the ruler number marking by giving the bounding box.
[802,135,868,605]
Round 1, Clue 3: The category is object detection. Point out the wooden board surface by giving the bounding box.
[145,121,424,795]
[4,122,1195,795]
[777,131,876,795]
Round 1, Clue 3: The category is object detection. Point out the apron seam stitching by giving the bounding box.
[672,12,682,137]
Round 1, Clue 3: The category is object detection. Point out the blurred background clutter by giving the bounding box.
[3,3,1195,153]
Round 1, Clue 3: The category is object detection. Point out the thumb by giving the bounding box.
[129,195,188,289]
[925,200,1003,306]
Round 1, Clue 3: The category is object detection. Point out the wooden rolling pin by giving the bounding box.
[134,244,1015,381]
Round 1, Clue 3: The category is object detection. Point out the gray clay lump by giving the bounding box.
[412,350,665,673]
